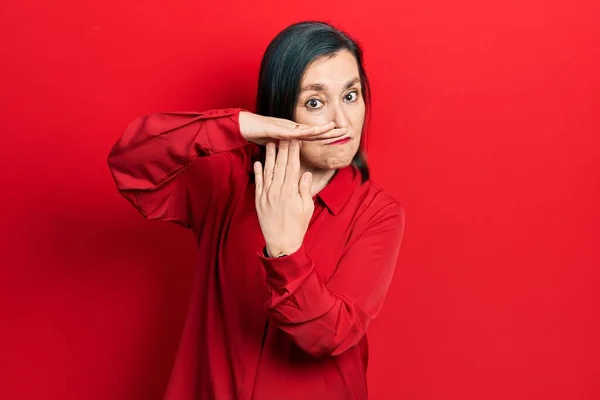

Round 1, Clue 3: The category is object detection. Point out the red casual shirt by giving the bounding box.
[107,108,405,400]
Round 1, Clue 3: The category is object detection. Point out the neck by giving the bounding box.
[300,165,337,196]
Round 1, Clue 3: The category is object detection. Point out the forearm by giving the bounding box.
[107,108,248,223]
[259,246,375,358]
[257,205,405,358]
[107,109,246,192]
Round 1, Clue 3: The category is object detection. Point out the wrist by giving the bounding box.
[263,247,286,258]
[238,111,255,141]
[265,244,301,258]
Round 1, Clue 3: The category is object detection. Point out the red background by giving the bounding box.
[1,0,599,399]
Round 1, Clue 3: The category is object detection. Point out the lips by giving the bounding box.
[328,136,351,145]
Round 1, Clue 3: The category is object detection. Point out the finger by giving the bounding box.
[280,126,348,142]
[288,121,336,138]
[285,140,301,190]
[299,171,313,206]
[268,121,336,140]
[305,127,348,141]
[272,140,289,188]
[306,121,336,136]
[253,161,263,203]
[263,142,276,190]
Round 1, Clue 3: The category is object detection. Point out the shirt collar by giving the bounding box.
[315,165,360,215]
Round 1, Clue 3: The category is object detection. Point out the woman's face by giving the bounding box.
[294,50,366,170]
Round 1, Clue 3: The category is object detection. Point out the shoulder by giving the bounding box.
[352,177,405,222]
[338,177,405,253]
[338,175,406,246]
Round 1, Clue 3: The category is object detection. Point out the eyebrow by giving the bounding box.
[300,77,361,93]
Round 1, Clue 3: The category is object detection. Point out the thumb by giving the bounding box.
[299,172,313,204]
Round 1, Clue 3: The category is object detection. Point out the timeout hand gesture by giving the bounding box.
[239,111,347,144]
[254,140,314,258]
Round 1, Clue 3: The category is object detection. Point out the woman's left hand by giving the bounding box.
[254,140,314,257]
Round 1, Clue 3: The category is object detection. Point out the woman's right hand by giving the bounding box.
[238,111,347,145]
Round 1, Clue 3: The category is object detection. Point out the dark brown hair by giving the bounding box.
[255,21,371,182]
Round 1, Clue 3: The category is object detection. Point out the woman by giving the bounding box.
[108,21,405,400]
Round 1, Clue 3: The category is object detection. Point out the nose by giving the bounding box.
[332,102,350,129]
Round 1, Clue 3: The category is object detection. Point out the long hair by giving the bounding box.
[255,21,371,183]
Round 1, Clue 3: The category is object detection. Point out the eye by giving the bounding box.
[344,91,359,102]
[305,98,324,110]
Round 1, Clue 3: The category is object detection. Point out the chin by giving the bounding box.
[323,156,355,170]
[302,149,358,171]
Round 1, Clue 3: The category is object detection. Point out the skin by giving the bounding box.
[245,50,366,257]
[294,49,366,191]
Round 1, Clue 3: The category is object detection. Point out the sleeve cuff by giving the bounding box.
[257,244,314,288]
[200,108,250,154]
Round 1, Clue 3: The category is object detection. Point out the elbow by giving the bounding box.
[292,333,363,359]
[268,298,373,358]
[106,150,131,193]
[278,320,369,359]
